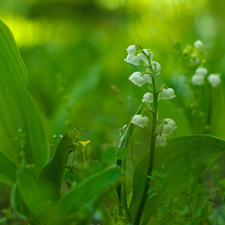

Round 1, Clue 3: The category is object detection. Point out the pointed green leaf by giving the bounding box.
[129,135,225,225]
[37,133,73,200]
[116,147,129,159]
[51,167,121,225]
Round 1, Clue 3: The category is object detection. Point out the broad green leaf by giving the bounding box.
[51,167,121,225]
[37,133,73,200]
[51,64,101,134]
[17,169,52,224]
[129,135,225,225]
[0,152,16,185]
[0,20,49,174]
[102,146,116,163]
[0,19,30,166]
[116,147,129,159]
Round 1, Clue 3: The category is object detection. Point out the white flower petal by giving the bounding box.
[126,45,136,55]
[196,67,207,76]
[162,118,177,136]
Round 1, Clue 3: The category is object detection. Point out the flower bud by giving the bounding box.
[155,134,167,148]
[208,74,221,87]
[131,115,149,128]
[163,118,177,136]
[158,88,176,100]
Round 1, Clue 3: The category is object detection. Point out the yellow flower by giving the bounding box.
[78,140,90,152]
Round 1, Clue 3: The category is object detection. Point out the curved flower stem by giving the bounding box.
[134,75,158,225]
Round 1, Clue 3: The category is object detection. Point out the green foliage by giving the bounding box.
[0,19,49,176]
[129,135,225,225]
[102,146,129,163]
[37,133,73,200]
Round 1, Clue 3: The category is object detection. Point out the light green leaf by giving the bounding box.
[129,135,225,225]
[37,133,73,200]
[116,147,128,159]
[51,167,121,225]
[0,152,16,185]
[0,20,49,174]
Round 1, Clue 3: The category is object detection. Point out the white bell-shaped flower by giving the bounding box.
[155,134,167,148]
[196,67,207,76]
[129,72,151,87]
[194,40,204,50]
[163,118,177,136]
[124,54,140,66]
[142,92,153,103]
[129,72,146,87]
[131,115,149,128]
[208,74,221,87]
[151,61,161,74]
[143,73,152,84]
[126,45,136,55]
[124,45,140,66]
[191,74,204,85]
[158,88,176,100]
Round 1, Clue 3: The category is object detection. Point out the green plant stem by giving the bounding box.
[82,151,86,169]
[134,75,158,225]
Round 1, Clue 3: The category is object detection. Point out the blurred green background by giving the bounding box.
[1,0,225,223]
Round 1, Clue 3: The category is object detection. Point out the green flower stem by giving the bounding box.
[134,75,158,225]
[116,104,143,221]
[82,150,86,169]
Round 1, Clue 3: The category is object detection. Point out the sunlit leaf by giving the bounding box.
[0,20,49,173]
[129,135,225,225]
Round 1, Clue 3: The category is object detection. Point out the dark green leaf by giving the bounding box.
[102,153,116,163]
[116,147,129,159]
[129,135,225,225]
[185,197,193,207]
[99,161,107,171]
[106,147,116,157]
[37,133,73,200]
[51,167,121,225]
[0,152,16,185]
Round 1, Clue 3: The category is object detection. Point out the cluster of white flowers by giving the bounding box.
[191,41,221,87]
[125,44,177,148]
[124,45,161,87]
[155,118,177,148]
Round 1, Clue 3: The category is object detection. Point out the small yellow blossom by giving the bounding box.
[78,140,90,152]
